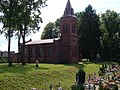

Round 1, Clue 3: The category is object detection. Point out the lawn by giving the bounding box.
[0,62,102,90]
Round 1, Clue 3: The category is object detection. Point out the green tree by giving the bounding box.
[0,0,47,65]
[0,0,17,66]
[77,5,101,60]
[15,0,47,65]
[41,19,60,39]
[100,10,120,61]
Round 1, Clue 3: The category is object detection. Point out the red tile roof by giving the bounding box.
[25,38,60,45]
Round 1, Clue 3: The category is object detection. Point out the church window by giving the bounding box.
[31,47,36,57]
[63,25,68,33]
[48,47,53,56]
[65,26,68,32]
[72,24,75,33]
[38,47,43,57]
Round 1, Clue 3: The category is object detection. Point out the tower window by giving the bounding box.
[63,25,68,33]
[72,24,75,33]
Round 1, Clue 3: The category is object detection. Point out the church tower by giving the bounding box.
[60,0,78,63]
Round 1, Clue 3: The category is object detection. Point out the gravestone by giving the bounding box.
[76,69,86,85]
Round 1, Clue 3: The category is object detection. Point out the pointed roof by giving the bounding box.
[63,0,74,16]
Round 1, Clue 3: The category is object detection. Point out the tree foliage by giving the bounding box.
[100,10,120,61]
[41,19,60,39]
[0,0,17,66]
[0,0,47,65]
[14,0,47,65]
[77,5,101,60]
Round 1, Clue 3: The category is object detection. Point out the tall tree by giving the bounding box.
[77,5,101,60]
[0,0,47,65]
[100,10,120,61]
[0,0,17,66]
[14,0,47,65]
[41,19,60,39]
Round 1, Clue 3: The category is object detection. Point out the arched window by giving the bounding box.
[72,24,75,33]
[37,47,43,57]
[63,25,68,33]
[65,25,68,32]
[48,47,53,57]
[31,47,36,57]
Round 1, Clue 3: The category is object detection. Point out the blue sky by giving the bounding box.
[0,0,120,52]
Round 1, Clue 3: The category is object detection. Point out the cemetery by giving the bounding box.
[0,62,119,90]
[84,64,120,90]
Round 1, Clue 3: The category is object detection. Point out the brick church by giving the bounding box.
[24,0,78,64]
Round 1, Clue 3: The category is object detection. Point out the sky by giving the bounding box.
[0,0,120,52]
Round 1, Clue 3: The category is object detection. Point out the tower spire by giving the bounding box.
[63,0,74,16]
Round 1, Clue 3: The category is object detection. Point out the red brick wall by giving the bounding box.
[60,16,78,63]
[26,43,55,63]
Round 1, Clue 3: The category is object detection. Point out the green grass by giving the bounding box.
[0,62,102,90]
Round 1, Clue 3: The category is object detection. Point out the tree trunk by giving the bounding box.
[21,27,26,65]
[22,35,25,65]
[17,35,21,64]
[8,0,12,66]
[21,3,29,65]
[8,28,12,66]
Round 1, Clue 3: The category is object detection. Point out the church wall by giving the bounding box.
[44,43,54,63]
[60,16,78,64]
[25,43,55,63]
[53,39,61,63]
[36,45,45,63]
[26,45,36,63]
